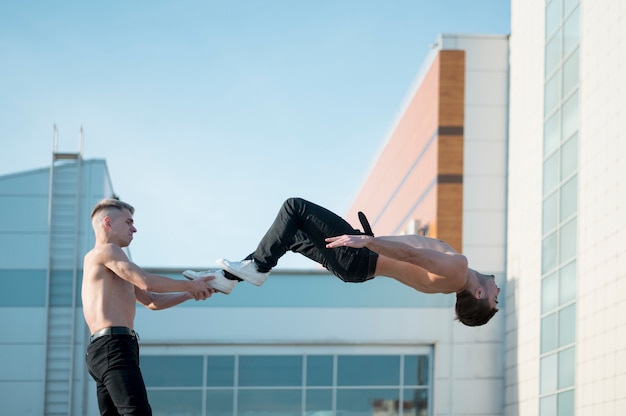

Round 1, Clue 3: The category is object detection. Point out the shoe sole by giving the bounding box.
[216,259,267,286]
[183,270,235,295]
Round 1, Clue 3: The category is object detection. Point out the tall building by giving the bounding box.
[507,0,626,415]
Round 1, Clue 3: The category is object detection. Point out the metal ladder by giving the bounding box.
[43,126,84,416]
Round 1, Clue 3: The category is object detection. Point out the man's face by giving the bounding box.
[481,275,500,309]
[108,208,137,247]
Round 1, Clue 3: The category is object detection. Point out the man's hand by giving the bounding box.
[188,275,216,300]
[325,234,373,249]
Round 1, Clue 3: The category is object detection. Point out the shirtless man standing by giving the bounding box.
[185,197,500,327]
[82,198,218,415]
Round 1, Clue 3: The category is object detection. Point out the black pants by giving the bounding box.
[86,335,152,415]
[250,197,378,282]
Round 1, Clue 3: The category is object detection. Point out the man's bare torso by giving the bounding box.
[372,235,468,294]
[82,245,137,334]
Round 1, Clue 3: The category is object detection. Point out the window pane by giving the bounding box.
[562,91,579,140]
[338,355,400,386]
[207,356,234,387]
[546,0,562,37]
[206,390,234,416]
[337,388,400,415]
[545,70,562,115]
[147,389,202,416]
[541,313,558,353]
[560,176,577,221]
[543,153,559,195]
[403,388,429,416]
[404,355,430,386]
[558,347,576,388]
[544,112,561,156]
[239,355,302,387]
[560,134,578,179]
[559,304,576,346]
[238,389,301,416]
[306,389,333,415]
[563,6,580,55]
[540,394,557,416]
[540,354,558,394]
[545,31,562,76]
[559,219,577,263]
[543,232,558,273]
[543,193,558,234]
[558,389,575,416]
[562,49,579,98]
[542,273,558,313]
[142,356,203,387]
[307,355,333,386]
[559,261,577,305]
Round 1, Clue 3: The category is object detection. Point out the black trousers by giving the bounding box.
[86,334,152,415]
[250,197,378,282]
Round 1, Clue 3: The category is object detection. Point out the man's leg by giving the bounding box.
[252,197,362,272]
[100,337,152,415]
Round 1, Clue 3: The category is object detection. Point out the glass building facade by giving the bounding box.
[540,0,579,414]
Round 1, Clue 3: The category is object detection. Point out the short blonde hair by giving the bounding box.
[90,198,135,219]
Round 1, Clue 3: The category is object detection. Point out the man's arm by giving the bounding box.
[101,243,214,299]
[326,234,468,280]
[135,289,204,311]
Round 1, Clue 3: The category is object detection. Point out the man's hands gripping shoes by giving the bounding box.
[182,269,237,295]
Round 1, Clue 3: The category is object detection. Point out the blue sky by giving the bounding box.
[1,1,510,269]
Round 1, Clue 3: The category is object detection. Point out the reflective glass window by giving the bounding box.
[305,389,333,415]
[541,313,558,353]
[559,219,577,263]
[559,261,577,305]
[147,390,202,415]
[337,388,401,415]
[558,389,575,415]
[404,355,429,386]
[562,49,579,98]
[546,0,562,38]
[558,347,575,388]
[540,354,558,394]
[543,192,558,234]
[544,112,561,156]
[206,390,234,416]
[238,389,302,415]
[542,232,558,273]
[338,355,400,386]
[560,134,578,179]
[560,176,577,221]
[540,394,557,416]
[207,356,234,387]
[545,31,562,76]
[307,355,333,386]
[543,153,559,195]
[562,91,579,140]
[404,388,429,416]
[239,355,302,387]
[559,304,576,347]
[563,6,580,55]
[542,273,558,313]
[142,356,203,387]
[545,70,562,115]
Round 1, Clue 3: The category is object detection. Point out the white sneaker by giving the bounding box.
[182,269,237,295]
[216,258,269,286]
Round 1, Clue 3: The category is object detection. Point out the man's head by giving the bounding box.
[455,272,500,327]
[90,198,136,247]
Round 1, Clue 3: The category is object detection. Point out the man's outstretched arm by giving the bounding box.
[325,234,468,279]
